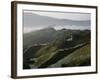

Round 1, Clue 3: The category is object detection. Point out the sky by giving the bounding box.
[23,10,91,33]
[24,10,91,21]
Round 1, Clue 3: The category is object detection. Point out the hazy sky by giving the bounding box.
[23,10,91,33]
[24,10,91,21]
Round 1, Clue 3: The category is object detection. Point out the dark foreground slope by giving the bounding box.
[48,43,90,68]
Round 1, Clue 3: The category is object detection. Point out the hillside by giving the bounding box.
[48,43,90,68]
[23,28,91,69]
[23,27,56,50]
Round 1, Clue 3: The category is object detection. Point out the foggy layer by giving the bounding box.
[23,10,91,33]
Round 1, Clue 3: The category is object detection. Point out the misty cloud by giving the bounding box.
[23,10,91,33]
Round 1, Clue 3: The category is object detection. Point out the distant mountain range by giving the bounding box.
[23,12,90,31]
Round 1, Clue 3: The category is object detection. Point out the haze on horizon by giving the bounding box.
[23,10,91,33]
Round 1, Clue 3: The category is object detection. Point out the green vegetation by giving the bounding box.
[23,28,91,69]
[49,44,90,67]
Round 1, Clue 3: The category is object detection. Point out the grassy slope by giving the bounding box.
[33,46,58,67]
[49,43,90,67]
[32,42,90,68]
[23,29,91,69]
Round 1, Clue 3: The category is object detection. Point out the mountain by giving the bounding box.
[23,13,90,31]
[23,28,91,69]
[23,27,56,49]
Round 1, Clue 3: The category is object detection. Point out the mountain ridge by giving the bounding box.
[23,12,90,30]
